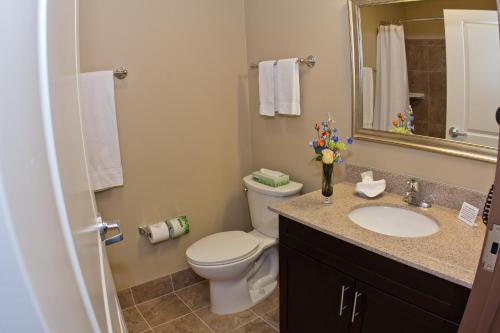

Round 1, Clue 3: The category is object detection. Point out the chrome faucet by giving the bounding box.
[403,179,432,208]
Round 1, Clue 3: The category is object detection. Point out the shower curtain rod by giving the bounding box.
[380,17,444,25]
[399,17,444,23]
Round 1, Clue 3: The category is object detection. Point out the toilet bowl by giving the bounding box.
[187,230,278,314]
[186,175,303,315]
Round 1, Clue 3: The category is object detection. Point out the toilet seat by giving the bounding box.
[186,231,260,266]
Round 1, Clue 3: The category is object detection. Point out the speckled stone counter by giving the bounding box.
[269,182,486,288]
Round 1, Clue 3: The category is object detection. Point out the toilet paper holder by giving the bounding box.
[138,216,189,244]
[138,226,151,237]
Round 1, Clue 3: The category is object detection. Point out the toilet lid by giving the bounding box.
[186,231,260,266]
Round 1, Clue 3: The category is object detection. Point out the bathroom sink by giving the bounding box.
[348,206,439,238]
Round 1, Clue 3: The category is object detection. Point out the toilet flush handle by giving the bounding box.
[243,186,248,193]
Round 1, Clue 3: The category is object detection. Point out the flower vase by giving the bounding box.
[322,163,334,204]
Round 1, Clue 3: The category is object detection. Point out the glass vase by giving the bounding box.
[322,163,334,204]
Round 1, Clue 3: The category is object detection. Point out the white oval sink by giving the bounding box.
[348,206,439,238]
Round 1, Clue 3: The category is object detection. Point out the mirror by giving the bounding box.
[349,0,499,163]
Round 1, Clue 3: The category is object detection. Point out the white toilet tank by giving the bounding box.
[243,175,303,238]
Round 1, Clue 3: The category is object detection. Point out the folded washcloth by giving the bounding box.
[252,169,290,187]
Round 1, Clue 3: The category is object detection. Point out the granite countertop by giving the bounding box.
[269,182,486,288]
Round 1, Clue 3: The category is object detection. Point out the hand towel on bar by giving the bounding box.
[362,67,374,128]
[258,60,277,116]
[276,58,301,116]
[79,71,124,191]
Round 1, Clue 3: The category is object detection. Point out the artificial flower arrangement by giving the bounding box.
[309,113,353,203]
[390,106,415,135]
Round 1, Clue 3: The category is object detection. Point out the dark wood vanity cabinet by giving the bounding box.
[281,245,354,332]
[279,216,470,333]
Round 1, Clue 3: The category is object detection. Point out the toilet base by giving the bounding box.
[209,247,279,315]
[210,279,278,315]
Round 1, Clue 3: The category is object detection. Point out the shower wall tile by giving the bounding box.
[413,121,428,136]
[429,72,446,99]
[428,44,446,71]
[429,98,446,123]
[429,123,447,138]
[406,44,429,71]
[411,98,428,119]
[408,70,429,95]
[406,38,447,138]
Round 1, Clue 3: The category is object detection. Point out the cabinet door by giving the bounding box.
[280,244,354,333]
[351,282,459,333]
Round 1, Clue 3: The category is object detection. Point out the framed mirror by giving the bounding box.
[348,0,499,163]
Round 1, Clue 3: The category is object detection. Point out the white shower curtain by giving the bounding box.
[373,24,410,131]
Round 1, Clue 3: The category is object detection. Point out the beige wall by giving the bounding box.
[244,0,495,194]
[79,0,252,289]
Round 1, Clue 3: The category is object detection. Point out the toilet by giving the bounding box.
[186,175,303,315]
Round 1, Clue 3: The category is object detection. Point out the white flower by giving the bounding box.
[321,149,334,164]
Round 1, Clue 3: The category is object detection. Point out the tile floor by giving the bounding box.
[119,278,279,333]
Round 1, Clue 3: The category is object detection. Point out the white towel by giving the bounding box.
[276,58,300,116]
[79,71,124,191]
[258,60,277,116]
[362,67,374,128]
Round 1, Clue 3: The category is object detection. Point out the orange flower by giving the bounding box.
[392,120,398,127]
[317,139,325,147]
[397,113,403,119]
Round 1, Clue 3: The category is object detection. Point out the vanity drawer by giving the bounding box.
[279,216,470,324]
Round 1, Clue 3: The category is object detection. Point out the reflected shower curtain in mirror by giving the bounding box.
[373,24,410,131]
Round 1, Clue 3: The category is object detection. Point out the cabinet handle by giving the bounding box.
[351,291,362,323]
[339,285,350,316]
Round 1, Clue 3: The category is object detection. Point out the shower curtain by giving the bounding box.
[373,24,410,131]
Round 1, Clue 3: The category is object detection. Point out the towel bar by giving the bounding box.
[250,55,316,69]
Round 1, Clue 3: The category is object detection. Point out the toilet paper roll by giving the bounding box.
[166,216,189,239]
[147,221,170,244]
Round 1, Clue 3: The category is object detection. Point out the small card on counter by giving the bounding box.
[458,202,479,227]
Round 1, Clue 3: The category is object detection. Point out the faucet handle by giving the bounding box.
[421,194,435,208]
[407,178,420,192]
